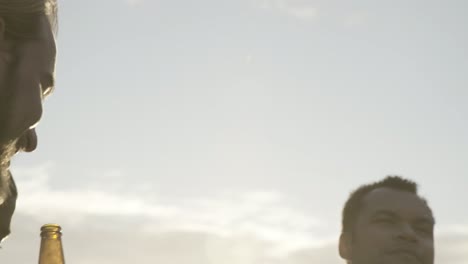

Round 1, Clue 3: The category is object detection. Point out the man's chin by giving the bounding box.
[0,142,18,171]
[0,161,11,175]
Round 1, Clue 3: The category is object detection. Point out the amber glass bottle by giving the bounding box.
[38,224,65,264]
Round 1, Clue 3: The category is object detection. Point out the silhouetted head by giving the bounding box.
[0,0,57,243]
[339,176,435,264]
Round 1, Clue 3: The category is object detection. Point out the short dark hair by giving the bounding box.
[341,176,433,234]
[0,0,58,40]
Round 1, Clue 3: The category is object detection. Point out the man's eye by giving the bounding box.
[416,226,433,235]
[376,218,395,224]
[42,86,52,96]
[41,74,55,97]
[40,83,53,99]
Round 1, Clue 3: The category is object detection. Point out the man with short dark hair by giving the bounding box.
[0,0,57,243]
[339,176,435,264]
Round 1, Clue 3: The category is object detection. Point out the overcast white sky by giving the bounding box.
[2,0,468,263]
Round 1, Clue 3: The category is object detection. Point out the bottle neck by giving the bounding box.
[41,232,62,240]
[38,224,65,264]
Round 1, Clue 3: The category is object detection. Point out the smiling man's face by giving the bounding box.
[348,187,435,264]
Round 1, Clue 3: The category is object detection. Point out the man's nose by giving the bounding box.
[397,223,418,243]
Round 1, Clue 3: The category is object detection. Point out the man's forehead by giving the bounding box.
[361,187,434,220]
[39,14,57,55]
[29,14,57,74]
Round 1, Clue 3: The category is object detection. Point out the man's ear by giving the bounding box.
[339,232,352,261]
[0,17,12,63]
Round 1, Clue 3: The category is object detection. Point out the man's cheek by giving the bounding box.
[422,241,435,264]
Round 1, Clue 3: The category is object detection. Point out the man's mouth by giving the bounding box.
[16,129,38,153]
[388,249,421,263]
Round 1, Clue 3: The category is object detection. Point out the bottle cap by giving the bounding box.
[40,224,62,239]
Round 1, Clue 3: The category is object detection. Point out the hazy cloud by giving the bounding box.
[13,164,331,256]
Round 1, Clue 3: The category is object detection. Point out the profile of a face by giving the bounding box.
[340,187,435,264]
[0,14,56,243]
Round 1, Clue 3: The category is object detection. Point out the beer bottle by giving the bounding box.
[38,224,65,264]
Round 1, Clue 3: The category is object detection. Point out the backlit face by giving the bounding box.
[0,14,56,161]
[348,188,435,264]
[0,13,56,243]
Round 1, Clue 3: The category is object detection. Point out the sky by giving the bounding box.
[2,0,468,263]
